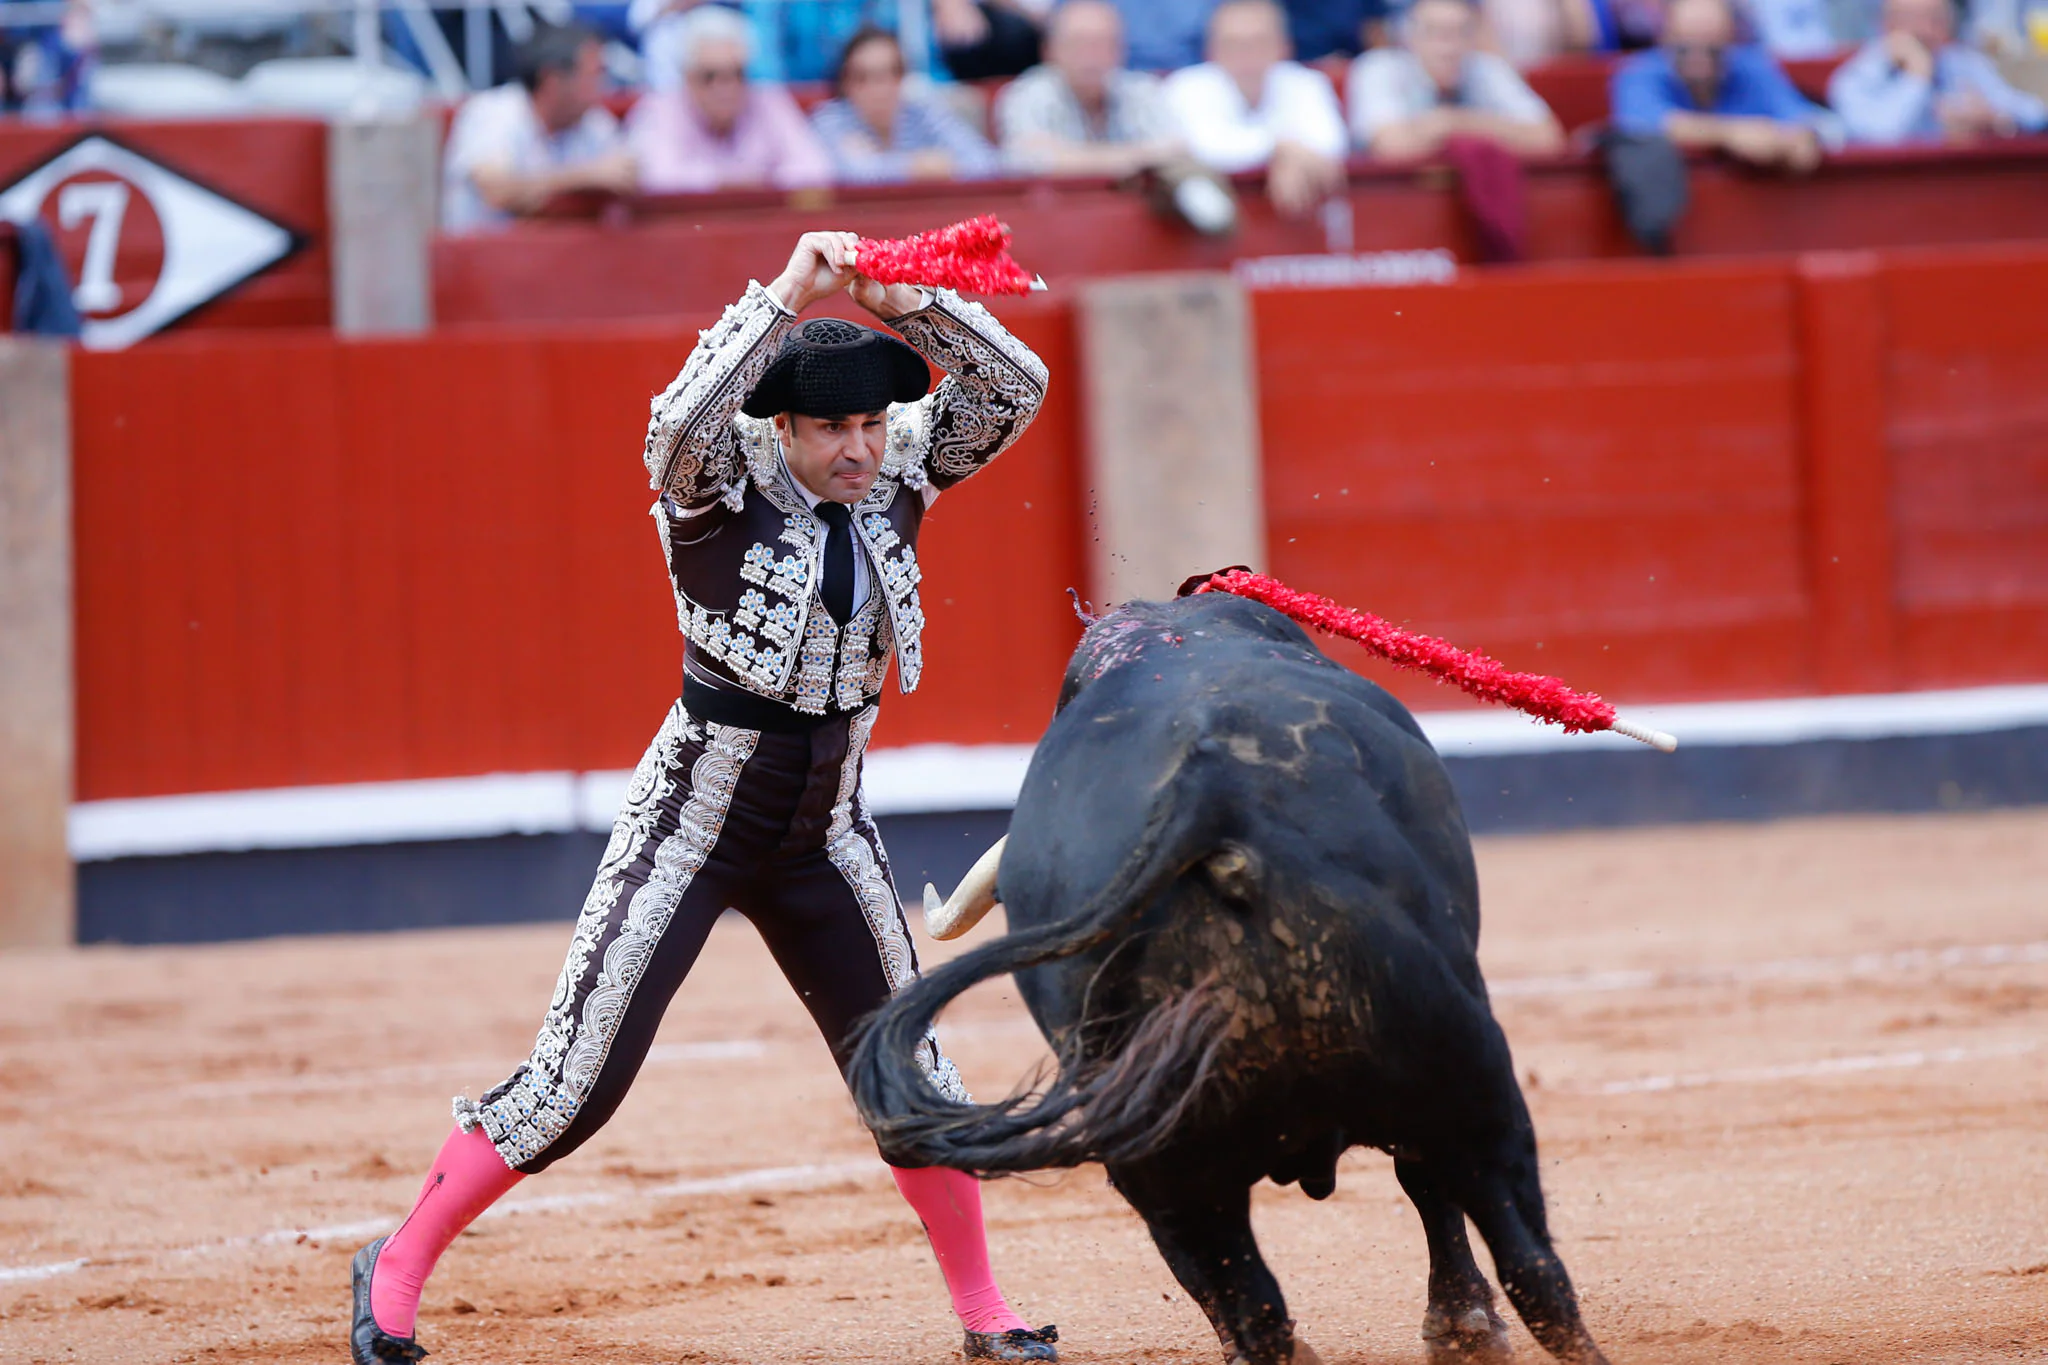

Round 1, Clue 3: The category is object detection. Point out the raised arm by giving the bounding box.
[643,282,795,504]
[644,233,865,503]
[883,289,1051,491]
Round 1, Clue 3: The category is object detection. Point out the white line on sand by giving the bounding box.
[160,1039,769,1105]
[8,1029,2042,1287]
[0,1160,889,1286]
[1586,1039,2041,1095]
[1490,940,2048,998]
[82,941,2048,1111]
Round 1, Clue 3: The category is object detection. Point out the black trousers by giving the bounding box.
[461,699,966,1174]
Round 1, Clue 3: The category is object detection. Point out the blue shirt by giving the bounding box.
[1828,38,2048,143]
[1609,43,1829,135]
[1115,0,1217,71]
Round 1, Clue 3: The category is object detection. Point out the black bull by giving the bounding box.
[849,593,1612,1365]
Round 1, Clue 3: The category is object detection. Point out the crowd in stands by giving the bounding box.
[430,0,2044,236]
[1,0,2042,242]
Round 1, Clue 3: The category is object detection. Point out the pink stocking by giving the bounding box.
[891,1165,1030,1334]
[370,1125,524,1337]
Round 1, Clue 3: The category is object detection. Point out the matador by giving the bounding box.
[349,230,1058,1364]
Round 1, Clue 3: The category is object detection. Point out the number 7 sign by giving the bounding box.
[0,134,299,349]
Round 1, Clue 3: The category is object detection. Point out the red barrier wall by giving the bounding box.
[69,301,1082,800]
[71,247,2048,801]
[1254,259,1815,707]
[1882,245,2048,687]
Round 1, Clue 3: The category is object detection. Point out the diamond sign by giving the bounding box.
[0,134,298,349]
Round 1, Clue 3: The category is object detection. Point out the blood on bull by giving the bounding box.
[850,587,1614,1365]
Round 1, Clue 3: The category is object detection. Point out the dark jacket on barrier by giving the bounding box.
[1601,130,1689,255]
[5,218,83,337]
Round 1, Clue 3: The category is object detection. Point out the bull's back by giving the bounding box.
[1004,620,1492,1087]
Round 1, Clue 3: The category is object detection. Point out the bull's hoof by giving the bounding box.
[964,1323,1058,1360]
[1421,1304,1513,1364]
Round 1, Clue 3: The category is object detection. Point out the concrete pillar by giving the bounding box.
[327,113,440,337]
[1077,272,1267,606]
[0,337,74,948]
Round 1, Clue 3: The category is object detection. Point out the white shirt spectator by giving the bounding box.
[1346,47,1554,143]
[1162,59,1348,172]
[441,83,624,233]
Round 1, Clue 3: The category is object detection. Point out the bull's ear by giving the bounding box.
[1175,565,1253,598]
[1203,841,1262,906]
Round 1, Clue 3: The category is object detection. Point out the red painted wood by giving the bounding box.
[69,300,1083,799]
[1250,259,1817,708]
[1796,251,1901,693]
[1879,242,2048,689]
[69,249,2048,802]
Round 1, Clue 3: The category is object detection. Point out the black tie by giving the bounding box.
[817,501,855,625]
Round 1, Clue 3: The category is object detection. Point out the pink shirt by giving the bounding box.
[627,85,834,193]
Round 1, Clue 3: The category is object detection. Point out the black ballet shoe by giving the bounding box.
[963,1323,1059,1361]
[351,1236,430,1364]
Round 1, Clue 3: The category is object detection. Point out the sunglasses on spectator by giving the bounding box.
[688,64,747,85]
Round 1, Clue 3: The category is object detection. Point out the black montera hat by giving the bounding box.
[741,317,932,418]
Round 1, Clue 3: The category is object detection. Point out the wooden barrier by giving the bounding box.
[67,299,1081,799]
[67,246,2048,801]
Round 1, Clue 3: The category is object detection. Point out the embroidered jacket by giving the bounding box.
[643,281,1049,714]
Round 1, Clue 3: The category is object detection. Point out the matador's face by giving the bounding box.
[777,411,888,505]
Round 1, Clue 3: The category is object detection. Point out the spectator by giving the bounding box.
[1610,0,1835,169]
[441,24,636,235]
[1349,0,1566,156]
[933,0,1048,78]
[1115,0,1220,71]
[810,26,1003,180]
[1283,0,1387,60]
[1830,0,2046,140]
[0,0,92,115]
[636,0,933,86]
[628,4,833,192]
[995,0,1187,173]
[1484,0,1604,65]
[1164,0,1350,213]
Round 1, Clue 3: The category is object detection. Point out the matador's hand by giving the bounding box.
[768,232,860,313]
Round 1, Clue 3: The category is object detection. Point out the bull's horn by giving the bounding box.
[922,836,1007,941]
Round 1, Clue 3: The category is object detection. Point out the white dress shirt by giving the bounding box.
[1162,60,1350,173]
[783,451,874,613]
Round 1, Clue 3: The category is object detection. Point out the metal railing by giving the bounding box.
[0,0,933,100]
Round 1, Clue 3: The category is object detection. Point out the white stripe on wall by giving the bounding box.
[68,683,2048,861]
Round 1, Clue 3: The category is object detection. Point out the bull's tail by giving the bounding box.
[849,778,1230,1174]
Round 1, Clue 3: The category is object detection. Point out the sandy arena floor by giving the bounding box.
[3,809,2046,1365]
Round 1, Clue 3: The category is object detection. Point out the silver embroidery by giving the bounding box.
[889,289,1049,487]
[645,282,795,501]
[652,285,1046,713]
[825,707,971,1104]
[470,712,756,1167]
